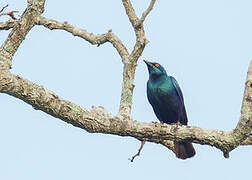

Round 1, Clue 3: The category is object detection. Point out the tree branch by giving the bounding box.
[0,11,19,20]
[34,15,133,117]
[122,0,139,29]
[0,5,19,20]
[0,19,16,30]
[240,135,252,145]
[228,60,252,154]
[0,63,251,158]
[118,0,155,116]
[137,0,156,28]
[0,0,45,70]
[129,140,146,162]
[0,4,8,14]
[35,16,129,60]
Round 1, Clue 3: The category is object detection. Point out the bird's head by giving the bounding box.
[144,60,167,80]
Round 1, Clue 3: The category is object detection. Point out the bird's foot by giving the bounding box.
[171,122,181,131]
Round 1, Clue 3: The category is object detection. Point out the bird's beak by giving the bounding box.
[143,60,153,67]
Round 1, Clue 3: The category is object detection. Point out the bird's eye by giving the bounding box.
[154,63,159,68]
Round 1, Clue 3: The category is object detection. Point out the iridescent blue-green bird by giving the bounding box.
[144,60,195,160]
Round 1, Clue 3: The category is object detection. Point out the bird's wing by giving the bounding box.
[170,76,184,103]
[170,76,188,125]
[147,83,163,121]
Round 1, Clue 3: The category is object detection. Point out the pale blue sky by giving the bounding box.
[1,0,252,179]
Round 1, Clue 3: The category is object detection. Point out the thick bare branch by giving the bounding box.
[0,0,45,70]
[118,61,137,116]
[119,0,155,116]
[0,69,251,157]
[122,0,139,28]
[228,60,252,153]
[35,16,129,60]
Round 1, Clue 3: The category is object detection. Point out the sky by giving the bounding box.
[1,0,252,179]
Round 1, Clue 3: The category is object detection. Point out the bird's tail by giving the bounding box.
[174,141,195,160]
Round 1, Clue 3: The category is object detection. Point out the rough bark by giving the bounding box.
[0,0,251,158]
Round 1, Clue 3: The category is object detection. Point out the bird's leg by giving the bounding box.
[129,140,146,162]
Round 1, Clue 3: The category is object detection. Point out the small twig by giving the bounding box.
[7,11,19,20]
[137,0,156,28]
[0,4,18,20]
[0,4,8,13]
[129,140,146,162]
